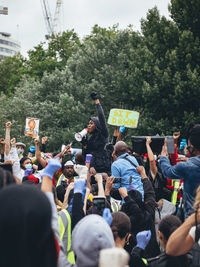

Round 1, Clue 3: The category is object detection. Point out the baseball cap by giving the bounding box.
[64,160,74,167]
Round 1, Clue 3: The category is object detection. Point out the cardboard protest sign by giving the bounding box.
[108,109,139,128]
[24,117,39,138]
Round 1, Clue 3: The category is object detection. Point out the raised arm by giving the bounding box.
[159,139,184,179]
[41,159,72,267]
[166,212,197,256]
[34,137,47,168]
[0,138,5,162]
[90,92,109,138]
[41,136,48,153]
[95,174,105,197]
[5,121,12,157]
[146,137,158,179]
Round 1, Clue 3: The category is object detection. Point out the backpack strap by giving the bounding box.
[122,155,138,168]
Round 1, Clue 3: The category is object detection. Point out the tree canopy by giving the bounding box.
[0,0,200,150]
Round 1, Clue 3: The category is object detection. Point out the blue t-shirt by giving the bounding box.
[111,153,144,199]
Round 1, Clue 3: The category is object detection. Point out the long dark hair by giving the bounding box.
[0,184,57,267]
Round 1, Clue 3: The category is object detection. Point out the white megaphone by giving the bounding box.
[75,128,89,142]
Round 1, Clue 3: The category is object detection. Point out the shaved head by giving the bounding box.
[114,141,128,157]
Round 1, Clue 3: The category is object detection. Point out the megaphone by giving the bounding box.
[75,128,89,142]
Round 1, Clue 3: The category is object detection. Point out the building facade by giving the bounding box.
[0,32,20,59]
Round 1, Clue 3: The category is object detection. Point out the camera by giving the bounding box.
[113,177,122,184]
[61,180,68,188]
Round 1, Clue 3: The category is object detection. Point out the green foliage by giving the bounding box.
[169,0,200,37]
[0,30,81,93]
[0,70,86,151]
[0,54,25,94]
[0,3,200,151]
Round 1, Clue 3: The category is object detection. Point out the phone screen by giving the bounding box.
[113,177,122,184]
[93,197,106,215]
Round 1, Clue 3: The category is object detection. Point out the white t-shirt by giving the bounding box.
[189,226,200,245]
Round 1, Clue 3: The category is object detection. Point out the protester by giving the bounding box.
[1,93,200,267]
[166,186,200,258]
[57,160,75,186]
[72,214,115,266]
[0,137,5,162]
[119,166,160,257]
[0,166,16,189]
[131,215,191,267]
[111,141,144,198]
[0,184,57,267]
[82,92,110,174]
[159,124,200,219]
[111,211,131,248]
[16,142,26,158]
[145,137,171,201]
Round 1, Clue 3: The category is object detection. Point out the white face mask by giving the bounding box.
[25,163,32,170]
[17,148,24,155]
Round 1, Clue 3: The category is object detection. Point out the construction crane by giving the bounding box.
[41,0,63,39]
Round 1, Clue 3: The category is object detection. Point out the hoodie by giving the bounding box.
[84,103,110,173]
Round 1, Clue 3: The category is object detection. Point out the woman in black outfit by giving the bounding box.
[82,92,110,174]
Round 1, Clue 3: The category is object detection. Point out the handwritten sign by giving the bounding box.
[108,109,139,128]
[24,117,39,138]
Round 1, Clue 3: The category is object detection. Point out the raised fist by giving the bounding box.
[42,136,48,144]
[11,138,16,147]
[0,138,5,145]
[6,121,12,128]
[34,136,40,145]
[90,92,99,100]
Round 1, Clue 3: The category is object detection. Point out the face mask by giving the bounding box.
[17,148,24,155]
[187,146,195,157]
[25,163,32,170]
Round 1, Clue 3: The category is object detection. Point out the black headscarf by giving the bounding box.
[0,184,57,267]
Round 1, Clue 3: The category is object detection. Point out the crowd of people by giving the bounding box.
[0,92,200,267]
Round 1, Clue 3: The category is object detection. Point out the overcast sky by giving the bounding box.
[0,0,171,57]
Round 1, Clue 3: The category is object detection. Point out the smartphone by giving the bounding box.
[166,136,175,154]
[113,177,122,184]
[93,196,106,213]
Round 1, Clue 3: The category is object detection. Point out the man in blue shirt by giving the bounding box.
[111,141,144,199]
[159,124,200,219]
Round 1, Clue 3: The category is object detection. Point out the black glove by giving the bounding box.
[90,92,99,100]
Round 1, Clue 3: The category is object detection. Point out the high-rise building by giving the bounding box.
[0,32,20,59]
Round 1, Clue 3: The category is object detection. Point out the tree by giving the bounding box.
[0,69,86,151]
[25,30,81,79]
[0,30,81,96]
[169,0,200,38]
[0,54,25,94]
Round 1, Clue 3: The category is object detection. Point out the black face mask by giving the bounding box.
[187,146,195,157]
